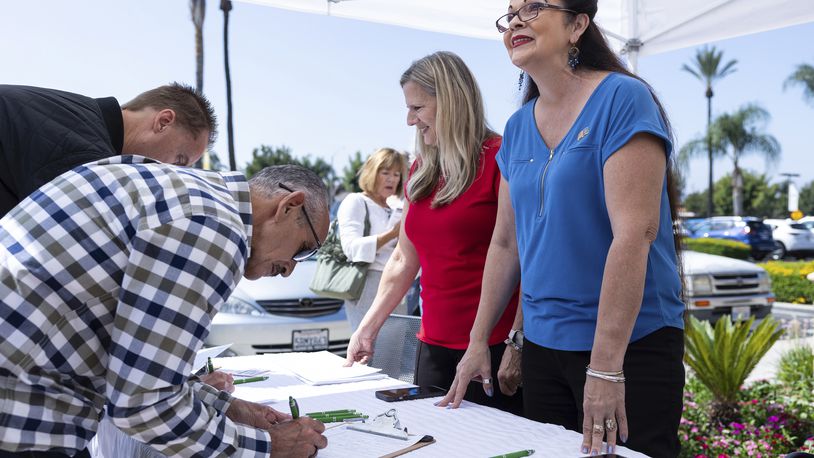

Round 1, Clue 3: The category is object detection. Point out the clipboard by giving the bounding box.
[380,435,435,458]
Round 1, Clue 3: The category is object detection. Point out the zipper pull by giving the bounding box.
[549,149,554,160]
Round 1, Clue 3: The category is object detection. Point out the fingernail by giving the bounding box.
[581,446,589,454]
[621,434,628,443]
[486,387,493,397]
[433,401,440,406]
[608,445,615,453]
[591,451,598,456]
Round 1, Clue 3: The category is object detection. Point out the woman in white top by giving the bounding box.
[337,147,410,331]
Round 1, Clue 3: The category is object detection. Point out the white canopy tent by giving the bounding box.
[239,0,814,70]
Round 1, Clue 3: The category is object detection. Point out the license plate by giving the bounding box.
[292,328,329,351]
[732,306,751,321]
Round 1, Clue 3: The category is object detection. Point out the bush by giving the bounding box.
[758,260,814,304]
[684,237,751,259]
[679,376,814,458]
[777,345,814,389]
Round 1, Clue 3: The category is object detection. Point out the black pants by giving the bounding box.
[522,327,685,458]
[414,340,523,415]
[0,449,90,458]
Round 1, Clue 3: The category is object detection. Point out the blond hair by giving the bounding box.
[358,148,408,198]
[400,51,495,207]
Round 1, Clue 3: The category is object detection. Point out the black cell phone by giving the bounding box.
[581,454,628,458]
[374,386,447,402]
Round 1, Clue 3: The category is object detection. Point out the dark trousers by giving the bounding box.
[521,327,685,458]
[414,340,523,416]
[0,449,90,458]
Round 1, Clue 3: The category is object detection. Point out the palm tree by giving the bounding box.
[220,0,236,171]
[784,61,814,106]
[682,46,738,217]
[681,104,780,216]
[684,315,783,425]
[190,0,206,169]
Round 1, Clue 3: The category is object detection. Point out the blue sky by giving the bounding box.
[2,0,812,196]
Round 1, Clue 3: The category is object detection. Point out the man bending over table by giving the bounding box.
[0,158,328,457]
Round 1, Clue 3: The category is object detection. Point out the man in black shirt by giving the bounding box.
[0,83,217,217]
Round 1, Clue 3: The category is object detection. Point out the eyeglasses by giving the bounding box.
[496,2,578,33]
[278,183,322,262]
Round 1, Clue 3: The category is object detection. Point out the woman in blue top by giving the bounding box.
[438,1,685,457]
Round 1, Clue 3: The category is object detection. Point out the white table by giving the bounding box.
[92,352,648,458]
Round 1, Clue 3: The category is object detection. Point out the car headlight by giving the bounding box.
[220,295,265,316]
[685,274,713,295]
[757,271,771,291]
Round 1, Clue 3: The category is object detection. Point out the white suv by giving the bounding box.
[206,259,352,356]
[763,218,814,259]
[683,250,774,322]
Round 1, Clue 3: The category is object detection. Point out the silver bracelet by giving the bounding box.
[585,367,625,383]
[585,366,624,376]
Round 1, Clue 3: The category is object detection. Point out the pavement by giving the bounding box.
[746,302,814,383]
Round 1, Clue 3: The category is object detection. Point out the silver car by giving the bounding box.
[683,250,774,322]
[206,260,351,356]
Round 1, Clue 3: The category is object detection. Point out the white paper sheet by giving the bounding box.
[271,351,386,385]
[320,427,426,458]
[192,343,232,374]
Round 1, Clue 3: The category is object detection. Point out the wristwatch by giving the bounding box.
[504,329,524,352]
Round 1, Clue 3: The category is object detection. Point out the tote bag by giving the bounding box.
[309,202,370,300]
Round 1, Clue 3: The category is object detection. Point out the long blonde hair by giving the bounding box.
[400,51,495,207]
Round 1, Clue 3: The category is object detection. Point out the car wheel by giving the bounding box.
[770,241,786,260]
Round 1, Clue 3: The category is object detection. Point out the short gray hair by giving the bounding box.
[248,165,329,223]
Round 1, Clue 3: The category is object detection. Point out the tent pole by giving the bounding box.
[627,0,639,73]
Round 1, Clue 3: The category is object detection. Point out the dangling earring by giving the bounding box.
[518,71,525,91]
[568,45,580,70]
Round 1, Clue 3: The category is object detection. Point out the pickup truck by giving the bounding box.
[683,250,774,322]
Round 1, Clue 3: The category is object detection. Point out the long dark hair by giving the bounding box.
[522,0,684,287]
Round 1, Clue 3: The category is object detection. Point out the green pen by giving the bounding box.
[206,357,215,374]
[310,414,368,423]
[308,412,363,418]
[305,409,356,416]
[488,449,535,458]
[289,396,300,419]
[233,375,268,385]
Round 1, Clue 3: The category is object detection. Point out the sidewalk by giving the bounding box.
[746,302,814,383]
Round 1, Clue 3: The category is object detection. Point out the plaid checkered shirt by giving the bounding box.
[0,156,273,456]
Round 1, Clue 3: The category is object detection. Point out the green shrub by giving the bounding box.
[683,237,751,259]
[777,345,814,388]
[758,260,814,304]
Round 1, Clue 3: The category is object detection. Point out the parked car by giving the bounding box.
[763,218,814,259]
[683,250,774,322]
[206,259,351,356]
[796,216,814,233]
[686,216,775,260]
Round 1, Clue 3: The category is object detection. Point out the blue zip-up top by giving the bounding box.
[496,72,685,351]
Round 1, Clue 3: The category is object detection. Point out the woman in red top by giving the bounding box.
[345,51,522,413]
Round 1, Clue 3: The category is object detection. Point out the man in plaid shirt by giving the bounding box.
[0,156,329,457]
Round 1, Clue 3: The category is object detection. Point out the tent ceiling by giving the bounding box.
[240,0,814,60]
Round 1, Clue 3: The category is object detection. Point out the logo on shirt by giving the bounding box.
[577,127,591,142]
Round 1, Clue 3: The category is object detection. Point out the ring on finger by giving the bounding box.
[605,418,617,432]
[592,424,604,434]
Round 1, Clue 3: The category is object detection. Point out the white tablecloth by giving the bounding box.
[92,352,648,458]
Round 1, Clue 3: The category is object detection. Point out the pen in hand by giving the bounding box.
[289,396,300,419]
[206,357,214,374]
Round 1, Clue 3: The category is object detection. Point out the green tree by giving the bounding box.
[682,45,738,217]
[684,315,783,426]
[784,61,814,106]
[243,145,338,194]
[681,104,781,216]
[799,180,814,216]
[683,171,786,217]
[341,151,365,193]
